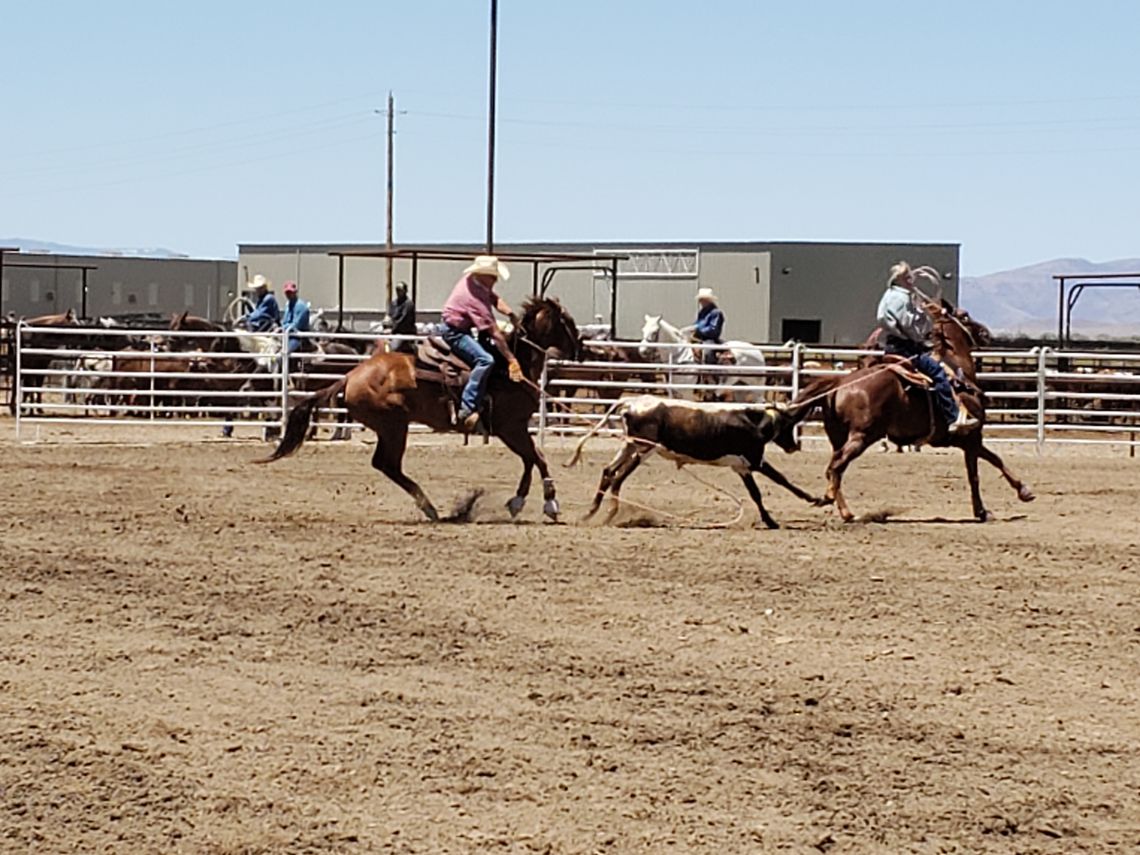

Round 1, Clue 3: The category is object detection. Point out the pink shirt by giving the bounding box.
[441,275,497,333]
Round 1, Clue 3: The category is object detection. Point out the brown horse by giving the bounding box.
[782,306,1035,522]
[259,297,582,522]
[11,309,80,414]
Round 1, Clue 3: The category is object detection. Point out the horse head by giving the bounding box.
[638,315,662,359]
[519,297,581,363]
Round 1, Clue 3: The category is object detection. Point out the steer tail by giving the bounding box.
[257,377,347,464]
[564,398,627,468]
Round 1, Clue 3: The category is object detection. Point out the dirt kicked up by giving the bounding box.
[1,429,1138,853]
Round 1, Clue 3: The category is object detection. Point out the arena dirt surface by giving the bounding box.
[1,425,1138,853]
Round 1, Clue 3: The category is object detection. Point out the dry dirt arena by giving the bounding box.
[1,423,1138,854]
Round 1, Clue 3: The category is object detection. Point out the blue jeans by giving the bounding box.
[908,351,960,425]
[440,325,494,412]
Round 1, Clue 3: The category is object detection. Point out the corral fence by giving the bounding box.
[539,341,1140,452]
[9,325,1140,452]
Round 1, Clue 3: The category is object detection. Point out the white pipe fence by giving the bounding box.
[10,325,1140,451]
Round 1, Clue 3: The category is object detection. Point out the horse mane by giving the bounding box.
[519,296,562,328]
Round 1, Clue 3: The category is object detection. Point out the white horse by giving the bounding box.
[638,314,768,402]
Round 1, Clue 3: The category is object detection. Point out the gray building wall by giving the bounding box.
[766,243,960,344]
[237,241,959,344]
[1,253,236,321]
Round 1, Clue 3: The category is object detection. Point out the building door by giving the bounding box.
[781,318,821,343]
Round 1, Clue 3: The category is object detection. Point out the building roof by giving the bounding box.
[238,239,960,254]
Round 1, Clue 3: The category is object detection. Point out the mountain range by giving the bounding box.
[0,237,188,259]
[960,257,1140,339]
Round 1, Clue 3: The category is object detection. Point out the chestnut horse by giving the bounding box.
[259,297,581,522]
[785,305,1035,522]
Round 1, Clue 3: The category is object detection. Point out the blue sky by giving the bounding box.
[2,0,1138,273]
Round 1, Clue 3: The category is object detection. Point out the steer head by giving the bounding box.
[766,404,802,454]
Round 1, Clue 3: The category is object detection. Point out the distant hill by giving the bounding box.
[960,257,1140,338]
[0,237,188,259]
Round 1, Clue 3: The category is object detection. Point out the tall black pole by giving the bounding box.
[485,0,498,254]
[385,90,395,306]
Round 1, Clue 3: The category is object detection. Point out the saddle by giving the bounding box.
[414,337,472,387]
[877,354,933,388]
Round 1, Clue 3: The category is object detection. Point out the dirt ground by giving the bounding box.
[1,423,1138,854]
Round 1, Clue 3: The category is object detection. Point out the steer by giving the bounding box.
[568,395,821,528]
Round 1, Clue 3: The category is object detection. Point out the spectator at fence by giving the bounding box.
[281,281,311,354]
[242,275,280,332]
[387,281,417,354]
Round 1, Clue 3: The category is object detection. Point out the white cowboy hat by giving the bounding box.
[245,274,272,290]
[696,287,718,302]
[463,255,511,282]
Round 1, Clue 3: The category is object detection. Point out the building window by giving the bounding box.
[29,281,40,303]
[781,318,821,344]
[594,248,700,279]
[184,284,195,307]
[148,283,159,306]
[111,282,122,305]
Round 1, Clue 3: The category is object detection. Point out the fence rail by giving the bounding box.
[9,325,1140,450]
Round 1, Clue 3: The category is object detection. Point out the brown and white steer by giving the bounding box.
[568,395,821,528]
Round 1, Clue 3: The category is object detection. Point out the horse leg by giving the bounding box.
[740,472,780,530]
[495,418,543,519]
[758,459,825,506]
[826,432,870,522]
[369,416,439,522]
[962,443,992,522]
[977,442,1035,503]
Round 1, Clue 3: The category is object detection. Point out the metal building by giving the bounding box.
[238,240,959,344]
[0,251,237,321]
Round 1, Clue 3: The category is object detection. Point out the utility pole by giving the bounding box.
[385,90,395,306]
[485,0,498,254]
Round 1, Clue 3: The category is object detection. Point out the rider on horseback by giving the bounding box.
[440,256,523,431]
[242,275,281,333]
[877,261,978,435]
[693,288,725,366]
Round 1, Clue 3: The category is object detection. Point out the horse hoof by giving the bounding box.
[1018,485,1036,503]
[422,507,441,523]
[543,499,560,520]
[507,495,526,518]
[977,510,996,523]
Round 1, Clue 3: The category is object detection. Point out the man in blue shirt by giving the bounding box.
[877,261,978,434]
[281,280,311,354]
[242,274,281,332]
[693,287,725,365]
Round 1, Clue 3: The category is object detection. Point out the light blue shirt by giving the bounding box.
[877,284,932,343]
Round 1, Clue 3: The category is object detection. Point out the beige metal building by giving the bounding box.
[237,240,959,344]
[1,252,236,321]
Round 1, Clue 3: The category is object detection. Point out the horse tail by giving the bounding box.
[257,376,347,464]
[564,397,628,468]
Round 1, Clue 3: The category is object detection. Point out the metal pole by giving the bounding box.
[538,356,548,449]
[609,258,618,338]
[337,255,345,331]
[81,268,89,320]
[485,0,498,253]
[1056,279,1064,346]
[280,327,290,431]
[386,91,395,306]
[14,321,23,440]
[1036,346,1047,454]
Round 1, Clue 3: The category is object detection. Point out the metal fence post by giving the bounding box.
[537,356,549,449]
[14,322,23,441]
[280,328,290,430]
[1035,346,1048,454]
[149,339,157,422]
[790,343,802,442]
